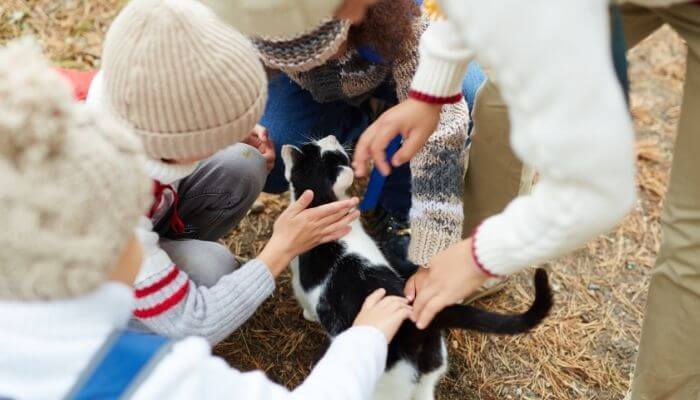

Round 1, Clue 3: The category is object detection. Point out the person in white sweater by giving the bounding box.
[0,37,411,400]
[354,1,700,398]
[355,0,637,323]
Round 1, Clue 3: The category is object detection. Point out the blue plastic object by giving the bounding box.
[360,135,403,212]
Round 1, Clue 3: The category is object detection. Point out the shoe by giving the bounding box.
[362,207,418,278]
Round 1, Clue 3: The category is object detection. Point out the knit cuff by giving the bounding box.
[408,207,463,266]
[410,51,470,104]
[471,219,523,277]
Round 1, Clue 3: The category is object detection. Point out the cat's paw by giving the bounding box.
[303,308,318,322]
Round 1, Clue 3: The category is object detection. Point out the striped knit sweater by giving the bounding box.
[128,158,275,344]
[286,17,470,265]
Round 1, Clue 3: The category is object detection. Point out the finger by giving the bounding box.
[362,288,386,309]
[404,275,417,301]
[380,296,410,306]
[320,226,353,244]
[416,296,446,330]
[316,204,358,227]
[255,125,268,140]
[369,129,401,176]
[352,128,376,177]
[321,210,360,236]
[391,130,427,167]
[288,190,314,215]
[395,305,413,320]
[304,197,359,220]
[411,284,438,322]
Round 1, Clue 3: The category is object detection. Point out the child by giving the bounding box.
[251,0,474,278]
[0,37,411,400]
[353,0,637,327]
[81,0,361,343]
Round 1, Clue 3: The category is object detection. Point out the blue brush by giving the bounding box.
[359,135,403,212]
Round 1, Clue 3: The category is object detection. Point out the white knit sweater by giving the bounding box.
[410,0,639,276]
[0,283,388,400]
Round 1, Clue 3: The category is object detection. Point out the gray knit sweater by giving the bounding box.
[286,18,469,265]
[132,216,275,345]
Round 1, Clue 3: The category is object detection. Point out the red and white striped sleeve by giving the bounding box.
[133,217,275,344]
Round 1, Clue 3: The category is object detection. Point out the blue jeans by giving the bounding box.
[261,62,486,219]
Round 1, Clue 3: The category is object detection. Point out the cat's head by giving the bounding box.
[281,135,354,207]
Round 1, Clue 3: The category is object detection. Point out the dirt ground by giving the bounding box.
[0,1,688,399]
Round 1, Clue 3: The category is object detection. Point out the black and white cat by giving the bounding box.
[281,136,552,400]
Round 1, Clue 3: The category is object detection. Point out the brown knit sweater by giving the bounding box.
[286,18,470,265]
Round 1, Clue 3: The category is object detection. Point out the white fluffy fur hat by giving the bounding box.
[0,38,151,300]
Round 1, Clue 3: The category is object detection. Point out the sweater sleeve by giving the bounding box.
[393,18,470,265]
[134,218,275,344]
[134,327,388,400]
[409,19,473,103]
[427,0,639,277]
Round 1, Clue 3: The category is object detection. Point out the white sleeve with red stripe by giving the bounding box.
[133,217,275,344]
[409,19,473,104]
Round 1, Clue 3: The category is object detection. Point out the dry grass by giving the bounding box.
[0,2,687,398]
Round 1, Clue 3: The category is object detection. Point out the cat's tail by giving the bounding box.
[429,269,552,334]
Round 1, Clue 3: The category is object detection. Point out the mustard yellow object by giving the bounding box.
[422,0,446,20]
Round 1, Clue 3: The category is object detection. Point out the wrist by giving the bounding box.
[466,236,503,279]
[258,241,293,277]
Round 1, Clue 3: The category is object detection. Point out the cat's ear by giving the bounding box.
[281,145,302,181]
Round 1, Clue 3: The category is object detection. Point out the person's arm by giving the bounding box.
[135,327,386,400]
[408,19,472,105]
[390,18,471,266]
[353,19,472,178]
[134,191,361,343]
[133,219,275,344]
[135,290,411,400]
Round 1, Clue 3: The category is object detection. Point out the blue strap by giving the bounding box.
[611,5,630,102]
[65,330,171,400]
[360,135,402,212]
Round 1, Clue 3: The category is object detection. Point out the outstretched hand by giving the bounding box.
[353,98,442,177]
[258,190,360,276]
[354,288,413,342]
[243,124,276,172]
[404,239,489,330]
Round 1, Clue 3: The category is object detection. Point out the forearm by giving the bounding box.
[408,101,470,265]
[290,327,387,400]
[409,20,472,102]
[473,107,637,276]
[167,327,388,400]
[136,259,275,344]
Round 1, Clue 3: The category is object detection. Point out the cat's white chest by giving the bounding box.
[340,221,389,266]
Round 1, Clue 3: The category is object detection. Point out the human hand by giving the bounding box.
[353,288,412,342]
[243,124,276,172]
[258,190,360,276]
[353,98,442,177]
[335,0,380,24]
[404,239,490,330]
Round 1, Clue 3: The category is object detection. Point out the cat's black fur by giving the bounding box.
[282,137,553,399]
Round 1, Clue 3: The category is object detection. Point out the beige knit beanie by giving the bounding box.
[98,0,268,161]
[0,38,151,301]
